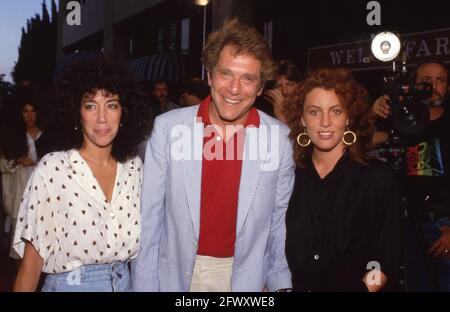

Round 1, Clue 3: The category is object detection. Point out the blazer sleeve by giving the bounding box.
[265,137,295,291]
[131,117,168,291]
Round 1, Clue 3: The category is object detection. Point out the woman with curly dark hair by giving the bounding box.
[284,68,402,292]
[12,57,153,291]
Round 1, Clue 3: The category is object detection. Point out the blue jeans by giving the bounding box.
[41,262,131,292]
[405,217,450,292]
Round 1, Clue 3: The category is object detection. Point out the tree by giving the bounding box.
[0,74,13,96]
[12,0,58,89]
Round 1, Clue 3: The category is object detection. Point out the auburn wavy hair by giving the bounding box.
[285,68,374,167]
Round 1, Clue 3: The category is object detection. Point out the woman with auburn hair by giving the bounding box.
[284,68,402,292]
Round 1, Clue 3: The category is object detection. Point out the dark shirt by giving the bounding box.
[402,107,450,214]
[285,153,402,291]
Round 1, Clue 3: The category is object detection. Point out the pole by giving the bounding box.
[201,5,207,80]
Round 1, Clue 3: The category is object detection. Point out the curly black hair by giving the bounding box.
[0,92,41,160]
[43,57,154,162]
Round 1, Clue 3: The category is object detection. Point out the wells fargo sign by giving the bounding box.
[308,28,450,71]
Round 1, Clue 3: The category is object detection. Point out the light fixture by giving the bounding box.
[194,0,210,79]
[371,31,401,62]
[194,0,209,5]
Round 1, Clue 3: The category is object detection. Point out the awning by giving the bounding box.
[53,51,188,84]
[52,50,104,84]
[129,52,187,83]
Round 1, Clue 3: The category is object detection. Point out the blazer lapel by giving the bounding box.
[236,127,268,234]
[182,116,204,240]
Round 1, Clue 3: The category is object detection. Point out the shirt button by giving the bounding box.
[184,271,190,277]
[314,254,320,260]
[216,136,222,142]
[236,268,243,272]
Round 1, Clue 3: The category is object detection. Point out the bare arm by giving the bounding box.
[372,131,389,146]
[13,242,43,292]
[371,95,392,146]
[372,95,391,119]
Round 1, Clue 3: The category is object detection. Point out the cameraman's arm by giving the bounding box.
[372,95,391,119]
[371,95,391,146]
[372,131,389,146]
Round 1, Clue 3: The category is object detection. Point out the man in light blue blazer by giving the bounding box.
[131,19,295,292]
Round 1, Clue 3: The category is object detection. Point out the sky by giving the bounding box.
[0,1,51,82]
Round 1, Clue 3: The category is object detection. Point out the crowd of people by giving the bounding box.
[0,18,449,292]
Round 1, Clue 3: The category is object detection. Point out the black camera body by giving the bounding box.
[382,62,433,136]
[376,61,433,172]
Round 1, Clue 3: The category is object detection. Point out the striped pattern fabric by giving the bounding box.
[53,50,187,84]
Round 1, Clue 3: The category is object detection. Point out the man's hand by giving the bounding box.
[429,226,450,259]
[372,95,391,119]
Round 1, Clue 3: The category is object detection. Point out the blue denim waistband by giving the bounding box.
[43,261,130,292]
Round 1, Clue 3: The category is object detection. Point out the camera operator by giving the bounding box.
[372,61,450,291]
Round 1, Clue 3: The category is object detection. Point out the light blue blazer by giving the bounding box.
[131,104,295,291]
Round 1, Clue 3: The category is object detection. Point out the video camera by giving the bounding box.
[371,32,433,135]
[370,32,434,172]
[382,61,432,136]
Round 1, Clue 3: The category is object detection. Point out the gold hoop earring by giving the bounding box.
[296,129,311,147]
[342,129,357,146]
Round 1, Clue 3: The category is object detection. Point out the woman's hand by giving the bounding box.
[16,157,36,167]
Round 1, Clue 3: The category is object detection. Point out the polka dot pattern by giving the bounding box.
[12,150,142,274]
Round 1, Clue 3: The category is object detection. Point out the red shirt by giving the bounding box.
[196,96,260,257]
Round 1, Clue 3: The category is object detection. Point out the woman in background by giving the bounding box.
[0,94,42,260]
